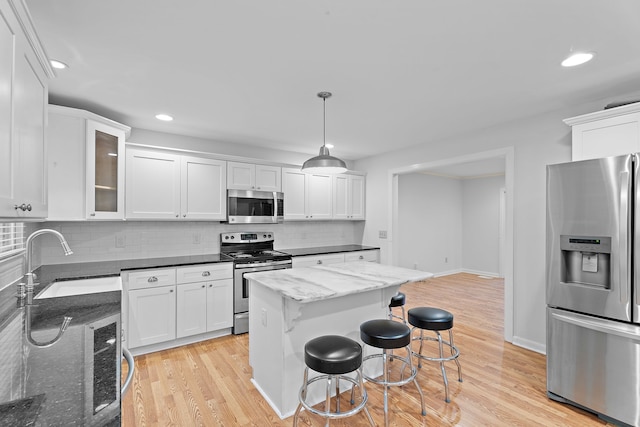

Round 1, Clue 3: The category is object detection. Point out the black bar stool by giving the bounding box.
[408,307,463,403]
[388,292,407,324]
[360,319,426,427]
[293,335,374,427]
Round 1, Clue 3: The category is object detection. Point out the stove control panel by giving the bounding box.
[221,232,274,243]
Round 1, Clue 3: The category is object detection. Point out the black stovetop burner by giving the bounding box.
[220,232,291,264]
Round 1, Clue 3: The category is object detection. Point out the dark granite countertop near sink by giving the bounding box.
[0,252,231,426]
[0,287,122,426]
[281,245,380,257]
[35,253,233,287]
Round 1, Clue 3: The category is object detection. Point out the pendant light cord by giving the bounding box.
[322,96,326,148]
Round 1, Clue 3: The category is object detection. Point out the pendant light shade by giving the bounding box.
[301,92,348,174]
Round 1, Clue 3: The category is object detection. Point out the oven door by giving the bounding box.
[227,189,284,224]
[233,261,291,333]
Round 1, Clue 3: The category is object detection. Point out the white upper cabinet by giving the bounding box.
[282,168,333,220]
[227,161,281,192]
[125,147,227,220]
[565,103,640,161]
[126,148,181,219]
[181,156,227,220]
[0,0,53,219]
[47,106,130,220]
[333,174,365,220]
[86,120,126,219]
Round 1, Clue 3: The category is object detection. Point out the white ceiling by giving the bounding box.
[26,0,640,168]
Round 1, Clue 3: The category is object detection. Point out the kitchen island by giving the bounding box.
[246,262,433,418]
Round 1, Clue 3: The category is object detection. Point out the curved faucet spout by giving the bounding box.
[25,229,73,282]
[25,305,72,348]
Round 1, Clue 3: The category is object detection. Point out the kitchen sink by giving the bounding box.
[34,276,122,299]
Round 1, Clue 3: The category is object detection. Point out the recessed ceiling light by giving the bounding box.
[155,114,173,121]
[50,59,68,69]
[561,52,594,67]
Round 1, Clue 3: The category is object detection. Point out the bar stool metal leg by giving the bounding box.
[293,335,375,427]
[361,319,427,427]
[408,307,463,404]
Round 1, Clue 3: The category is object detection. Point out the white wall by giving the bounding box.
[397,173,504,277]
[397,174,462,274]
[40,220,364,265]
[352,96,635,352]
[462,175,504,276]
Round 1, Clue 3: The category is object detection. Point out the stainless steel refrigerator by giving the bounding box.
[546,154,640,427]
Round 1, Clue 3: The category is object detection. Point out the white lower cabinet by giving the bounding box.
[206,278,233,330]
[128,285,177,348]
[344,250,379,262]
[176,282,208,338]
[292,253,347,268]
[292,249,380,268]
[125,263,233,354]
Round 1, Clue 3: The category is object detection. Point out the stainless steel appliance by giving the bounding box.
[546,154,640,427]
[220,232,292,334]
[227,190,284,224]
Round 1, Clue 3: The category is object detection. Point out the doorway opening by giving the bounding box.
[387,147,514,342]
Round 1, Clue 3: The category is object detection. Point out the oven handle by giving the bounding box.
[242,264,292,298]
[235,260,292,269]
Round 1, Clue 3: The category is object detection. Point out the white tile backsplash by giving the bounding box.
[40,221,365,265]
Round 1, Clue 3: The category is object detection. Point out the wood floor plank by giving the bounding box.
[122,272,613,426]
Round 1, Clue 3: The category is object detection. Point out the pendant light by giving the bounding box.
[301,91,348,174]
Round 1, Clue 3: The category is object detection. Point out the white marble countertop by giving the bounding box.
[245,262,433,303]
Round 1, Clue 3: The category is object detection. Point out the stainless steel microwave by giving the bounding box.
[227,189,284,224]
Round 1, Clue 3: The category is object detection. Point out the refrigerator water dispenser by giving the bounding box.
[560,236,611,289]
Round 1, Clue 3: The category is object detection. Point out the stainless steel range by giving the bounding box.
[220,232,292,334]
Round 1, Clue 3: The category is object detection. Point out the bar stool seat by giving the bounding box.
[293,335,374,426]
[388,292,407,324]
[360,319,426,427]
[408,307,463,403]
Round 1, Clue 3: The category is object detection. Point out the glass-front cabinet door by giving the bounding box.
[86,120,125,219]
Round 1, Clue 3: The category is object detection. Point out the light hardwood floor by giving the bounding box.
[121,273,612,426]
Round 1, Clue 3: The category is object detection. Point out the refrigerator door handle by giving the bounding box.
[551,310,640,341]
[619,170,629,304]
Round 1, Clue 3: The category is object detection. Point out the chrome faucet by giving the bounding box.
[19,229,73,298]
[20,229,73,348]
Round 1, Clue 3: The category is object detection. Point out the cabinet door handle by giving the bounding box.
[202,285,205,288]
[202,271,211,277]
[359,255,364,260]
[148,276,158,283]
[175,215,179,218]
[209,284,213,288]
[169,289,174,293]
[14,203,32,212]
[317,260,323,265]
[183,214,186,217]
[90,213,96,216]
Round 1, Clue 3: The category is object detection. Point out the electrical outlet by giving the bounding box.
[192,233,201,244]
[261,308,267,326]
[379,230,388,239]
[445,257,449,263]
[115,234,125,248]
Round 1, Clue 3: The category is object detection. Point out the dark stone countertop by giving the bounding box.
[0,252,232,426]
[281,245,380,257]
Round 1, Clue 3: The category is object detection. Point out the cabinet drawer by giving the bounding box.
[177,263,232,283]
[344,250,379,262]
[292,254,345,268]
[127,268,176,290]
